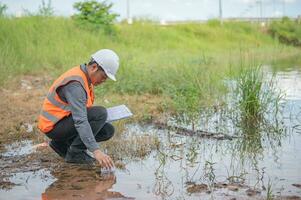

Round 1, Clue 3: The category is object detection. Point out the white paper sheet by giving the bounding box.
[106,105,133,122]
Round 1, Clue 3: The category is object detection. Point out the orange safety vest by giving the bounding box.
[38,65,94,133]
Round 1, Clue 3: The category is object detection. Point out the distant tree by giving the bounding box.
[73,0,118,31]
[38,0,54,16]
[0,3,7,17]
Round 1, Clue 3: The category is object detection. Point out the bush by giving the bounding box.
[73,0,118,32]
[269,17,301,46]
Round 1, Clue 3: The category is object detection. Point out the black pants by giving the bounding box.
[46,106,114,152]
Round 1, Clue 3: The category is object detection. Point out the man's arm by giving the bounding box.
[61,81,114,169]
[62,82,99,152]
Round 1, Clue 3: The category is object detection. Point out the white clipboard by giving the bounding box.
[106,105,133,122]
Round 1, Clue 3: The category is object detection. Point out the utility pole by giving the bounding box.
[282,0,286,17]
[273,0,276,18]
[219,0,223,25]
[126,0,132,24]
[256,0,263,22]
[259,0,263,21]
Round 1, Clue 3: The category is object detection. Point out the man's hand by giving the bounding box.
[93,149,114,169]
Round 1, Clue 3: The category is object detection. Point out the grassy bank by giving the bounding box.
[0,17,300,120]
[269,17,301,47]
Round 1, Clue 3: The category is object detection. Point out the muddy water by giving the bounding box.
[1,66,301,200]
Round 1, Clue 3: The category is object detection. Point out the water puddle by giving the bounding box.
[2,140,35,157]
[0,170,54,200]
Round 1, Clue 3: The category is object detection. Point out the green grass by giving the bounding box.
[269,17,301,47]
[266,179,274,200]
[0,16,300,119]
[231,62,283,126]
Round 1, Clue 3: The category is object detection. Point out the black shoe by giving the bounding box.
[65,148,96,164]
[49,140,68,158]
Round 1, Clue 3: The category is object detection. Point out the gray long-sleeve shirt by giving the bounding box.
[56,64,99,152]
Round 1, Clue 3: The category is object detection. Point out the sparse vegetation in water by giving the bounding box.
[100,126,160,161]
[203,161,216,190]
[238,66,264,120]
[165,63,224,130]
[228,63,286,165]
[266,179,274,200]
[234,65,283,122]
[153,160,175,198]
[186,140,199,166]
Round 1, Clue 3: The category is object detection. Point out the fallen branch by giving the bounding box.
[153,121,239,140]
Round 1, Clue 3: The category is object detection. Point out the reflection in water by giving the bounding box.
[153,159,174,198]
[234,115,284,164]
[42,166,133,200]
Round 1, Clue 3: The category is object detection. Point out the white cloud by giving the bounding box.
[273,10,283,16]
[141,2,152,8]
[283,0,296,3]
[184,2,193,6]
[240,0,257,4]
[240,0,296,3]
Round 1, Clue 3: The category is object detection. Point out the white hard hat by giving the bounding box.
[91,49,119,81]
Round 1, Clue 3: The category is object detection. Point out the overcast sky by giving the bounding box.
[1,0,301,20]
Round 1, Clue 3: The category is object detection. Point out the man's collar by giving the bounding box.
[80,64,92,86]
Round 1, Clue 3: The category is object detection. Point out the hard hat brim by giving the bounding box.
[105,71,116,81]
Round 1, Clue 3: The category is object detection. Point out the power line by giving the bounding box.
[255,0,263,20]
[282,0,286,17]
[126,0,131,23]
[219,0,223,24]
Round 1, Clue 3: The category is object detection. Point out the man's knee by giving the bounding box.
[95,123,115,142]
[87,106,107,122]
[106,123,115,138]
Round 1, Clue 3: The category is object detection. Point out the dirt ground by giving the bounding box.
[0,75,52,148]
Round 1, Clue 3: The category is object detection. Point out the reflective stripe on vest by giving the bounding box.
[38,66,94,133]
[40,110,59,123]
[46,76,86,111]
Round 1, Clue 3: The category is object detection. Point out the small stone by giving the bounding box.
[214,182,227,188]
[21,123,34,133]
[21,80,32,90]
[114,160,126,169]
[33,142,48,149]
[227,185,239,191]
[246,188,261,196]
[187,183,208,193]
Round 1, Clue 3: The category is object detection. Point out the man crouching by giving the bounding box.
[38,49,119,169]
